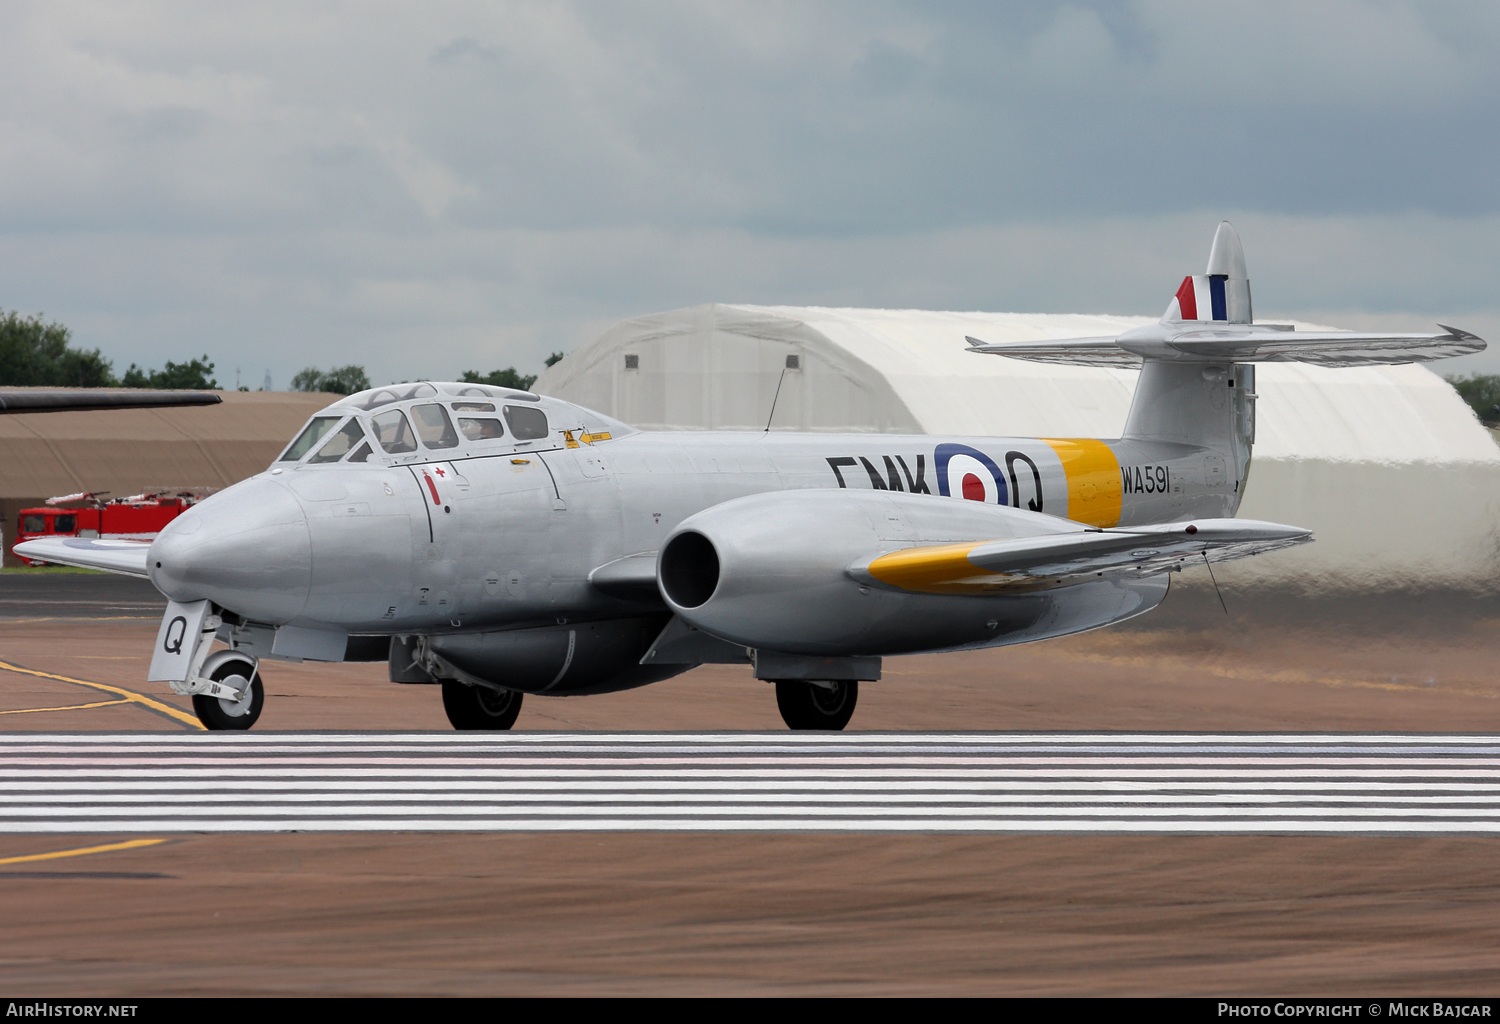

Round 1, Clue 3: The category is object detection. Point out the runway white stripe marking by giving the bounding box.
[5,733,1500,835]
[11,764,1500,779]
[15,790,1500,803]
[10,780,1500,792]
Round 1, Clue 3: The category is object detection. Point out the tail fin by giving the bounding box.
[1164,221,1253,324]
[963,222,1487,513]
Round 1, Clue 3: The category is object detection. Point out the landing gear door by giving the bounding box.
[148,599,213,683]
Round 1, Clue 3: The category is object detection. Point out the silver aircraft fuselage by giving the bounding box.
[146,381,1246,694]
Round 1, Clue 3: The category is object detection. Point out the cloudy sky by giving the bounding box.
[2,1,1498,387]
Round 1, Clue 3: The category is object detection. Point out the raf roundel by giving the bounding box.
[934,443,1008,505]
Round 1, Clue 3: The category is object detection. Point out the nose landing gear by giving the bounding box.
[192,658,264,731]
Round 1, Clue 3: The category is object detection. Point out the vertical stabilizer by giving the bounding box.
[967,219,1483,506]
[966,220,1485,513]
[1162,221,1253,324]
[1131,222,1258,510]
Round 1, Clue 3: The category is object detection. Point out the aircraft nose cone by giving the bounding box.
[149,476,312,623]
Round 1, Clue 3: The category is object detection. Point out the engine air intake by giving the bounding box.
[659,531,720,608]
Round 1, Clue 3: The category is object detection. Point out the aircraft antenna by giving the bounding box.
[764,367,789,433]
[1202,553,1229,615]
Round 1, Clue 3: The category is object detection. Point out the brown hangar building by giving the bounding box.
[0,390,335,566]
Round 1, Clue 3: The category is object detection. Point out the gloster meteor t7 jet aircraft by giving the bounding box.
[17,224,1484,731]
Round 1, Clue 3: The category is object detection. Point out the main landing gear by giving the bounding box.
[774,679,858,731]
[441,679,524,730]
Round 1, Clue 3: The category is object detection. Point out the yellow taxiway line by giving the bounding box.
[0,658,204,730]
[0,698,130,715]
[0,838,167,866]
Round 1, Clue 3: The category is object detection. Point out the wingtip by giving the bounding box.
[1437,323,1485,344]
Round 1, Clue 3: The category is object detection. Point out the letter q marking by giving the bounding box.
[163,616,187,655]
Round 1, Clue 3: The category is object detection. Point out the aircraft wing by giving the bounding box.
[588,551,661,602]
[0,390,222,413]
[855,518,1310,594]
[12,537,153,578]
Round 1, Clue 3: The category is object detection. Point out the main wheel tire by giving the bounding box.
[775,679,858,731]
[442,679,523,730]
[192,661,264,731]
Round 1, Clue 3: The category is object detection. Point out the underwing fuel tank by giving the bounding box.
[656,490,1167,657]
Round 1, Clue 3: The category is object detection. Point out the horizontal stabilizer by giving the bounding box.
[12,537,153,578]
[1165,324,1485,366]
[966,335,1140,367]
[968,222,1483,367]
[856,519,1311,594]
[967,324,1484,368]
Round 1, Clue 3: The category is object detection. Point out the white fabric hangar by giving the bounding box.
[535,303,1500,589]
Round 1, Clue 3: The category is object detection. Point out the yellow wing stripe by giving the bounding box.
[1041,438,1122,528]
[866,542,1005,595]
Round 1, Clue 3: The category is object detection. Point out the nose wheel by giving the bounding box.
[441,679,523,730]
[774,680,858,730]
[192,661,265,731]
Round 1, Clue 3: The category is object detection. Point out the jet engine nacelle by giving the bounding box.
[657,489,1158,657]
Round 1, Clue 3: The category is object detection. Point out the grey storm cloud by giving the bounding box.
[0,1,1497,384]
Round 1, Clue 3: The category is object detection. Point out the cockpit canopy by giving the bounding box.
[273,381,632,469]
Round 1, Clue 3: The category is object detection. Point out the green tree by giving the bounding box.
[1447,373,1500,425]
[0,310,117,386]
[291,365,371,395]
[121,356,218,390]
[462,367,538,390]
[545,351,564,368]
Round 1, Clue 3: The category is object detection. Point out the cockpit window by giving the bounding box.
[504,405,549,441]
[346,441,373,463]
[343,383,438,412]
[458,417,505,441]
[372,409,417,454]
[441,381,541,402]
[309,418,367,464]
[280,417,342,462]
[451,401,496,412]
[411,403,459,449]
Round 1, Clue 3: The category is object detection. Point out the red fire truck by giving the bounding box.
[12,492,201,566]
